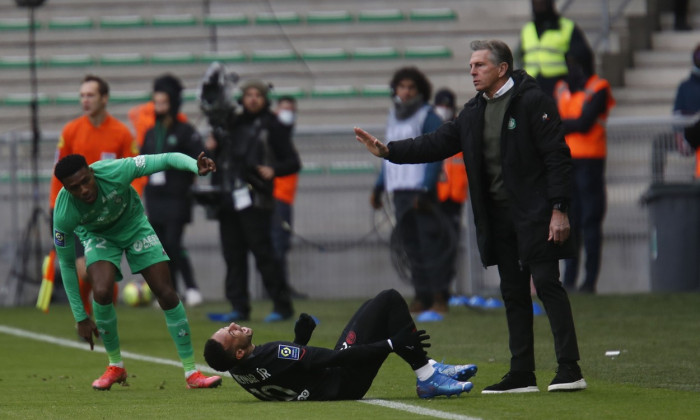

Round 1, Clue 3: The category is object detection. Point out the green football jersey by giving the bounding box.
[53,153,198,322]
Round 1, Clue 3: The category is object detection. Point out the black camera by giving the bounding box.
[198,61,239,137]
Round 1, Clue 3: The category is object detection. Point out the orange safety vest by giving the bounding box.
[273,173,299,205]
[554,75,615,159]
[437,152,468,203]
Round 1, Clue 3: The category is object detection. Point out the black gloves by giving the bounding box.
[293,313,318,345]
[390,324,431,354]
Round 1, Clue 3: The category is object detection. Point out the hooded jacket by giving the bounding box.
[385,70,574,266]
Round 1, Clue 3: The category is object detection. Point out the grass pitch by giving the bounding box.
[1,292,699,419]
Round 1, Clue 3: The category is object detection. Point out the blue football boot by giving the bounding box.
[416,371,473,399]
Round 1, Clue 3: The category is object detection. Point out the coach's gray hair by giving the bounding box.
[470,40,513,77]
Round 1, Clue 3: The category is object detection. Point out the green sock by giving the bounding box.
[93,301,122,365]
[163,302,196,373]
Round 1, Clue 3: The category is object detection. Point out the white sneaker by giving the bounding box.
[185,288,203,307]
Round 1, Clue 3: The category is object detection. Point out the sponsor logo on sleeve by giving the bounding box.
[54,229,66,247]
[277,345,300,360]
[134,155,146,168]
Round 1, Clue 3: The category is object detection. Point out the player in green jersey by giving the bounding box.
[53,152,222,390]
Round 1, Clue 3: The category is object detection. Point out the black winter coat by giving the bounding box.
[141,119,205,223]
[386,70,574,266]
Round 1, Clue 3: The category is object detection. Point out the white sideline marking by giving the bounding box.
[1,324,481,420]
[361,400,482,420]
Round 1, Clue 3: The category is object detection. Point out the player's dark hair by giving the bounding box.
[203,338,237,372]
[82,74,110,96]
[54,154,88,182]
[390,67,432,102]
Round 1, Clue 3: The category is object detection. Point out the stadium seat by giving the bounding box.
[310,85,358,99]
[203,13,249,26]
[300,162,324,175]
[2,93,50,106]
[99,53,147,66]
[361,84,391,97]
[99,15,146,29]
[254,12,302,25]
[352,47,400,60]
[328,161,376,175]
[0,18,37,31]
[47,16,94,30]
[54,92,80,106]
[182,88,198,102]
[150,52,197,65]
[301,48,349,61]
[150,14,198,27]
[45,53,94,67]
[199,50,247,63]
[270,86,306,100]
[108,91,151,104]
[357,9,404,23]
[0,56,36,70]
[404,46,452,59]
[305,10,353,25]
[250,49,298,62]
[408,8,457,21]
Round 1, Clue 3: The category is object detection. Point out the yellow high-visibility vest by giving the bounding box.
[521,17,574,78]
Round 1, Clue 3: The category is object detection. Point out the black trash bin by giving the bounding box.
[643,183,700,291]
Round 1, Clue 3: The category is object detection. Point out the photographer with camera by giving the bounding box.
[200,66,298,323]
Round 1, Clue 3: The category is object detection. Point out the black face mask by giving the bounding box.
[394,94,424,120]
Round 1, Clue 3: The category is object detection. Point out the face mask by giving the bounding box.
[278,109,296,126]
[434,106,454,122]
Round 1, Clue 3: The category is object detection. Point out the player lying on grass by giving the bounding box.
[53,152,222,390]
[204,288,477,401]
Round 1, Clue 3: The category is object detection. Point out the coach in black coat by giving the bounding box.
[355,40,586,394]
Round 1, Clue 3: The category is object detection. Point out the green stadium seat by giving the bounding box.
[352,47,400,60]
[151,14,198,27]
[409,8,457,21]
[255,12,302,25]
[199,50,247,63]
[2,93,50,106]
[301,48,349,61]
[310,85,358,99]
[150,52,197,65]
[0,18,38,31]
[305,10,353,25]
[99,53,147,66]
[203,13,249,26]
[54,92,80,106]
[0,56,36,70]
[182,88,198,102]
[270,86,306,100]
[99,15,146,29]
[328,161,376,175]
[109,90,151,104]
[46,54,94,67]
[404,46,452,59]
[300,162,324,175]
[47,16,94,30]
[251,49,298,62]
[357,9,404,23]
[361,84,391,97]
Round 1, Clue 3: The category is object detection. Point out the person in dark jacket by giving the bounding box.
[205,79,299,323]
[141,74,205,307]
[355,39,586,394]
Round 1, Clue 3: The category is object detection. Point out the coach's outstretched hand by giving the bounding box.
[293,313,318,346]
[196,152,217,175]
[390,324,431,355]
[354,127,389,158]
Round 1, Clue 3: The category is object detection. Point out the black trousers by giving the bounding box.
[333,289,420,399]
[490,205,580,372]
[563,158,606,291]
[217,206,292,317]
[151,220,197,291]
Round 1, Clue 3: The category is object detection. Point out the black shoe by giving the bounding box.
[548,363,587,392]
[481,371,539,394]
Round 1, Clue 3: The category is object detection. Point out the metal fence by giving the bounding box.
[0,115,697,307]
